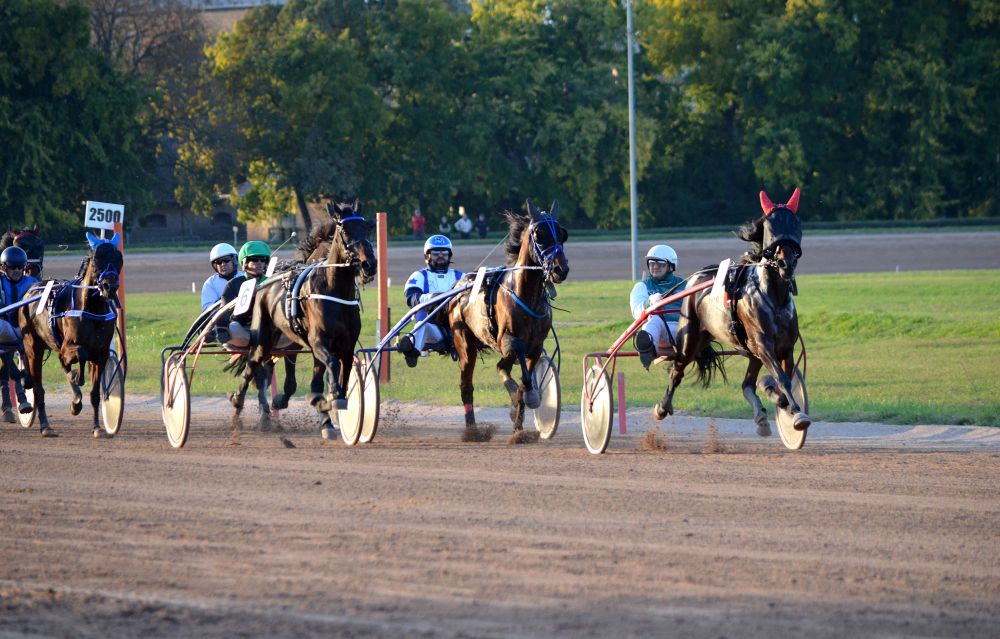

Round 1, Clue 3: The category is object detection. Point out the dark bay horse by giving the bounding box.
[228,202,376,436]
[655,188,810,433]
[20,233,123,437]
[446,199,569,432]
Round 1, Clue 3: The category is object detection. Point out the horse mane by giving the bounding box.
[0,230,14,250]
[735,216,765,262]
[296,219,338,261]
[502,210,530,265]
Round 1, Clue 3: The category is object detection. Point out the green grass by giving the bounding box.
[64,270,999,426]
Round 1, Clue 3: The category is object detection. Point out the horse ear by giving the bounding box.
[549,200,559,217]
[86,231,100,249]
[759,191,776,215]
[109,232,120,246]
[785,188,800,214]
[525,198,538,220]
[352,198,360,213]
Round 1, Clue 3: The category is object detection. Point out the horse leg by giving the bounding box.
[272,355,297,410]
[227,359,257,416]
[496,336,527,428]
[757,351,811,431]
[741,358,771,437]
[89,360,110,438]
[452,325,479,427]
[255,360,272,417]
[24,337,54,436]
[60,348,84,416]
[655,313,702,420]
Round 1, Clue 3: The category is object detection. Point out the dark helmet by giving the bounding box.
[1,246,28,269]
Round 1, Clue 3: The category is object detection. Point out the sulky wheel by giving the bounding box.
[775,367,809,450]
[99,348,125,437]
[15,353,36,430]
[581,364,613,455]
[529,354,561,439]
[358,360,380,444]
[162,356,190,449]
[332,361,364,447]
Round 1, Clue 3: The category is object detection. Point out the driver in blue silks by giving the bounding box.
[630,244,686,370]
[0,246,38,421]
[396,235,464,368]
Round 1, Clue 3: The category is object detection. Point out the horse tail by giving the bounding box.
[693,344,727,388]
[223,353,249,377]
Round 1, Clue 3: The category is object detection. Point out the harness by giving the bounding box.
[282,260,360,341]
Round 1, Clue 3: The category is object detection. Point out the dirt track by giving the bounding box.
[3,395,999,638]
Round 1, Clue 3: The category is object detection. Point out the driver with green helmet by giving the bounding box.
[215,241,272,347]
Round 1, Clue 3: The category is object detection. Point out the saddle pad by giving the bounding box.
[710,258,732,302]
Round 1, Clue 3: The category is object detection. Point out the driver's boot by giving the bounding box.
[635,330,657,371]
[397,334,420,368]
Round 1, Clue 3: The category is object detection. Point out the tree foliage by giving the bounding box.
[0,0,154,239]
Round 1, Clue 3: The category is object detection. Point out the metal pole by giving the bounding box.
[626,0,639,281]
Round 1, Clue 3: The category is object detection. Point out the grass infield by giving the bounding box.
[63,269,999,427]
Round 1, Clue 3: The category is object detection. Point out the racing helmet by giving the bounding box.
[1,246,28,269]
[209,242,238,264]
[238,240,272,265]
[646,244,678,270]
[423,235,453,255]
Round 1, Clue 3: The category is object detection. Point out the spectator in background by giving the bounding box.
[411,209,426,241]
[437,215,451,237]
[454,206,473,240]
[476,213,489,239]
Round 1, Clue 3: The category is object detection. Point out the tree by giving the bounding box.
[176,0,386,228]
[0,0,154,239]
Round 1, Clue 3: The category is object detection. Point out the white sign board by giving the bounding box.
[84,200,125,231]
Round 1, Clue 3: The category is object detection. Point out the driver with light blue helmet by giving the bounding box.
[396,234,464,368]
[201,243,243,311]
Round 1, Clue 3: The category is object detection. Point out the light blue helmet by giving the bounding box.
[423,234,452,255]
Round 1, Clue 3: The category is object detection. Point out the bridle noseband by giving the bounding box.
[527,216,567,281]
[335,215,375,274]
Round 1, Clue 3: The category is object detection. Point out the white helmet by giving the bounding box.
[423,235,453,254]
[646,244,678,269]
[210,242,238,263]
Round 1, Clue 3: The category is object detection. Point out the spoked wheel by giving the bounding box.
[775,367,809,450]
[358,360,380,444]
[14,353,37,429]
[581,364,613,455]
[100,349,125,436]
[162,356,190,449]
[529,354,561,439]
[332,361,364,447]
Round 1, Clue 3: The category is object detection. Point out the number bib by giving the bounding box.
[233,279,257,316]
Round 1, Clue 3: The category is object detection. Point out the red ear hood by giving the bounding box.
[786,187,800,214]
[760,191,776,215]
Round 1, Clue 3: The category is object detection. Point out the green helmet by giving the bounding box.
[238,241,271,264]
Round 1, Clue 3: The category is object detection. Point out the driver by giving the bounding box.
[216,241,272,348]
[396,235,464,368]
[630,244,686,370]
[201,243,243,311]
[0,246,38,421]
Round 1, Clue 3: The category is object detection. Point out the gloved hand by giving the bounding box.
[419,293,435,303]
[647,292,663,306]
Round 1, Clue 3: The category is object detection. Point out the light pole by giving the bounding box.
[626,0,639,280]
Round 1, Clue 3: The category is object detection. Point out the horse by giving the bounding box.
[19,233,123,437]
[227,201,377,437]
[445,199,569,433]
[654,188,811,434]
[1,227,44,278]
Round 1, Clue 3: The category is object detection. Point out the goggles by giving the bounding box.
[3,264,26,270]
[212,257,234,266]
[244,256,269,264]
[428,249,450,256]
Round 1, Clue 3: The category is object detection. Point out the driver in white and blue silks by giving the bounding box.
[396,235,464,368]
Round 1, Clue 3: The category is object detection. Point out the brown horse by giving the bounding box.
[446,199,569,431]
[20,233,123,437]
[655,188,810,434]
[227,201,377,437]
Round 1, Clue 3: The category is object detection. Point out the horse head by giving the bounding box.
[85,232,124,301]
[758,188,802,284]
[327,200,377,283]
[523,198,570,284]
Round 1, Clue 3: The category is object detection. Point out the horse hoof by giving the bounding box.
[2,408,14,424]
[39,426,59,438]
[320,426,338,440]
[754,412,772,437]
[793,412,812,431]
[653,403,669,421]
[93,428,111,439]
[70,401,82,416]
[523,390,540,409]
[272,394,289,410]
[227,391,243,410]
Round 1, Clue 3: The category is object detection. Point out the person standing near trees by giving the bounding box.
[476,213,489,239]
[437,215,451,237]
[411,209,426,241]
[453,207,473,240]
